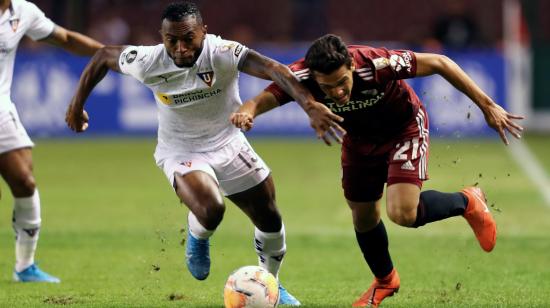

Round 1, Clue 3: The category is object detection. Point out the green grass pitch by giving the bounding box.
[0,135,549,307]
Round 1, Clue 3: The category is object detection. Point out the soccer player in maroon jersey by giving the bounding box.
[231,34,524,307]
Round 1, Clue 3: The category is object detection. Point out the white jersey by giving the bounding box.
[119,34,249,155]
[0,0,55,113]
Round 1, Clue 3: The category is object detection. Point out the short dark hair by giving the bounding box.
[162,2,203,24]
[305,34,351,74]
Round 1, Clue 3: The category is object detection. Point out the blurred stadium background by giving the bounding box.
[13,0,550,137]
[1,0,550,307]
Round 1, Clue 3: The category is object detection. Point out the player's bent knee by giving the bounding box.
[10,174,36,197]
[198,202,226,229]
[386,205,417,227]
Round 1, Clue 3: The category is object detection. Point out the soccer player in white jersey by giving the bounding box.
[65,2,342,305]
[0,0,103,283]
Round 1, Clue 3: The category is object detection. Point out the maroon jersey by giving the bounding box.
[266,46,423,143]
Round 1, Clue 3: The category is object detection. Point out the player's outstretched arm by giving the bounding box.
[230,91,280,132]
[41,26,104,57]
[415,52,524,145]
[66,46,124,133]
[239,50,346,145]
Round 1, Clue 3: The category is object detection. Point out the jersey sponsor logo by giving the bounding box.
[155,88,223,106]
[197,71,214,87]
[390,52,412,73]
[181,161,192,167]
[158,74,170,83]
[120,52,126,65]
[137,54,147,64]
[401,160,415,171]
[156,92,171,105]
[361,89,379,96]
[324,92,385,113]
[219,42,237,53]
[146,71,183,84]
[234,44,243,57]
[126,50,138,64]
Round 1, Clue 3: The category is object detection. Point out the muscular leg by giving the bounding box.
[386,183,467,228]
[227,175,285,277]
[0,148,41,273]
[348,199,394,279]
[227,175,281,232]
[175,171,224,280]
[174,170,225,232]
[0,148,36,197]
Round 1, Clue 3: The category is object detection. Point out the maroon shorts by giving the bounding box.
[341,107,430,202]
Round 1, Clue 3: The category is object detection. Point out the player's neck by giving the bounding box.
[0,0,10,13]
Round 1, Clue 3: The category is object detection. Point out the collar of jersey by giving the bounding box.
[0,1,15,23]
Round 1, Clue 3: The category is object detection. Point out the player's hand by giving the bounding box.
[65,103,89,133]
[230,112,254,132]
[482,102,524,145]
[306,101,346,146]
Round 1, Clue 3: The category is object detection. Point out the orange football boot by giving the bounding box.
[461,187,497,252]
[352,269,400,307]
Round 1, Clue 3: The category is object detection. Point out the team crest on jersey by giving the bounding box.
[9,17,19,32]
[198,71,214,87]
[372,57,390,70]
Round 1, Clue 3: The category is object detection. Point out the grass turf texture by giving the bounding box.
[0,136,549,307]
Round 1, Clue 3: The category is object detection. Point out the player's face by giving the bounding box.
[312,64,354,106]
[161,17,206,67]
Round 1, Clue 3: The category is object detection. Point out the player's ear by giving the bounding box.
[350,59,355,71]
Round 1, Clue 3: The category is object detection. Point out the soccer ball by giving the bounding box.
[224,265,279,308]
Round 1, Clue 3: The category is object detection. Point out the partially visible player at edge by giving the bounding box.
[0,0,103,283]
[65,2,339,306]
[232,34,524,307]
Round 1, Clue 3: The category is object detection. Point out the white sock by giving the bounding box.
[254,224,286,278]
[188,212,214,239]
[13,190,41,273]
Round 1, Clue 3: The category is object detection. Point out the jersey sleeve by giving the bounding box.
[118,45,157,82]
[369,48,417,83]
[265,82,294,105]
[264,61,305,105]
[213,37,249,73]
[24,2,55,41]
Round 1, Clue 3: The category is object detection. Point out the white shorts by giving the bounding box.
[156,134,270,196]
[0,106,34,155]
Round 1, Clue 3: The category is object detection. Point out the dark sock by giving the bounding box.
[412,190,468,227]
[355,220,393,279]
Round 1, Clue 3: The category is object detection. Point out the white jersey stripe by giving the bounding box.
[415,109,429,180]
